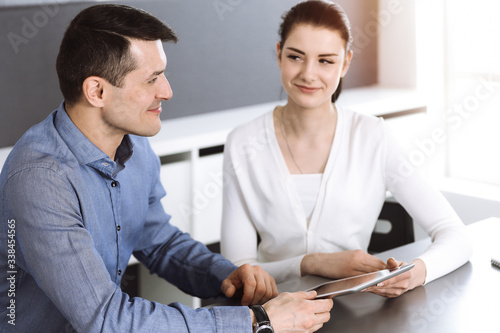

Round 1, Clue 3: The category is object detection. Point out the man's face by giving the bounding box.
[101,39,172,137]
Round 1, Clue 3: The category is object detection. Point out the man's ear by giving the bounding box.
[82,76,106,108]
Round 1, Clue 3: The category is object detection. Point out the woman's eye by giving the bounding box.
[287,55,301,61]
[320,59,334,65]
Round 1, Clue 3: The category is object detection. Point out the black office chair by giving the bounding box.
[368,201,415,254]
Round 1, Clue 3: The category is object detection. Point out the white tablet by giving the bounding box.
[308,263,415,298]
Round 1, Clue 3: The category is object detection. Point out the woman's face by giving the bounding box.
[277,24,352,110]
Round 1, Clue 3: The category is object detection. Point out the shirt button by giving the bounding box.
[117,225,121,231]
[111,181,118,187]
[118,270,122,276]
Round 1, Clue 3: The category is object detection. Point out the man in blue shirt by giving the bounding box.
[0,4,332,332]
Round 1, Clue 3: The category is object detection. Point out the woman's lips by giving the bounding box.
[296,84,320,94]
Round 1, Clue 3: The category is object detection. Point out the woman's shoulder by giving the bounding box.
[226,109,275,144]
[339,106,386,137]
[340,106,384,127]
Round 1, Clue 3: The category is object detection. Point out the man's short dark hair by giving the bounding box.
[56,4,178,106]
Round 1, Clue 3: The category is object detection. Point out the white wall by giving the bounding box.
[377,0,417,88]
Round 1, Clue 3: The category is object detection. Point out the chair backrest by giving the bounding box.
[368,201,415,254]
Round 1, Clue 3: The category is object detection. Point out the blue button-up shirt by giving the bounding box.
[0,103,251,332]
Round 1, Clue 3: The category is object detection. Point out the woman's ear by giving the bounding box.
[341,50,353,78]
[82,76,106,108]
[276,41,283,68]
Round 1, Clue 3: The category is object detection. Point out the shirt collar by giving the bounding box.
[54,102,134,176]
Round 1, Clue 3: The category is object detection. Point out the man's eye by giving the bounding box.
[148,78,158,84]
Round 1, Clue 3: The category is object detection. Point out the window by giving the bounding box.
[444,0,500,185]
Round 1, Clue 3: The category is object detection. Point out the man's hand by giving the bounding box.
[364,257,426,298]
[301,250,387,279]
[221,264,279,305]
[261,291,333,332]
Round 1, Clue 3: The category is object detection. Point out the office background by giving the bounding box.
[2,0,500,313]
[2,0,499,245]
[0,0,378,148]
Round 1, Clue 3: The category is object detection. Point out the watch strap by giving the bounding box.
[249,305,273,332]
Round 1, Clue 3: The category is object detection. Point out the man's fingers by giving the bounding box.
[270,277,279,298]
[302,299,333,331]
[317,298,334,313]
[299,290,318,300]
[221,279,236,298]
[310,323,325,332]
[249,273,268,305]
[307,312,331,333]
[241,274,257,306]
[245,270,278,305]
[251,273,274,305]
[223,264,279,305]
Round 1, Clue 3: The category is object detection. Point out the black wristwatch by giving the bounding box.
[249,305,274,333]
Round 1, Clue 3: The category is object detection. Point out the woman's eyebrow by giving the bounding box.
[286,47,305,55]
[286,47,339,57]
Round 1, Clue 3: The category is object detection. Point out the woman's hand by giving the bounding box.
[364,258,427,298]
[300,250,387,279]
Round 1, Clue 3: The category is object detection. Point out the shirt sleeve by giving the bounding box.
[4,165,251,333]
[132,153,238,299]
[383,121,473,284]
[221,133,303,283]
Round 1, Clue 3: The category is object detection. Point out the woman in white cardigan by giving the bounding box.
[221,0,472,298]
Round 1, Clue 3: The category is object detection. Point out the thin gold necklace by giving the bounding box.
[280,106,335,174]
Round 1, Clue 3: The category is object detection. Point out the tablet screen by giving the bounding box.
[309,263,415,298]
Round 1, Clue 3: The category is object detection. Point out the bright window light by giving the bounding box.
[444,0,500,186]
